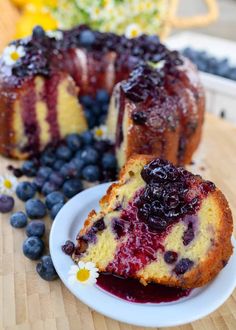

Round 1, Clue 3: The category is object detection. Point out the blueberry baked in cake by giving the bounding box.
[72,155,233,288]
[0,25,204,165]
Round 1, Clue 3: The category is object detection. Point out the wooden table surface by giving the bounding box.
[0,113,236,330]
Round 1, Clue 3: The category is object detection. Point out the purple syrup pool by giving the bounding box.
[97,273,191,303]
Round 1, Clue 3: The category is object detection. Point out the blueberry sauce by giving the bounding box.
[97,273,191,303]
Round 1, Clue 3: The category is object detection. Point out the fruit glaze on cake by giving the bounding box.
[71,155,233,289]
[0,25,204,164]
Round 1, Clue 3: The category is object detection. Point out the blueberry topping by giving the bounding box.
[45,191,65,210]
[23,236,44,260]
[62,240,75,256]
[10,212,28,228]
[174,258,194,275]
[50,202,64,220]
[16,181,36,201]
[0,194,14,213]
[79,30,96,47]
[164,251,178,264]
[26,220,45,237]
[82,165,100,182]
[36,255,58,281]
[25,199,47,219]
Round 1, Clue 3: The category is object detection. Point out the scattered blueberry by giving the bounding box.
[26,220,45,237]
[80,131,94,145]
[37,166,53,180]
[0,194,14,213]
[79,30,96,47]
[101,153,117,170]
[32,176,46,192]
[45,191,65,210]
[41,181,58,196]
[22,160,38,177]
[82,165,100,182]
[80,147,99,165]
[25,199,47,219]
[56,145,73,161]
[49,172,64,187]
[40,152,56,167]
[23,236,44,260]
[10,212,27,228]
[50,202,64,220]
[62,240,75,256]
[96,89,109,103]
[63,179,83,198]
[69,158,85,173]
[66,133,83,151]
[53,159,66,171]
[60,163,78,179]
[36,255,58,281]
[16,181,36,201]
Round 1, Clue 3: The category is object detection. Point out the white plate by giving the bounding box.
[50,183,236,328]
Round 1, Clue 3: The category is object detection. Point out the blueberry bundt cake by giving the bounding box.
[0,25,204,164]
[72,155,233,288]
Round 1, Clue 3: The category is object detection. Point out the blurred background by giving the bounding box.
[1,0,236,122]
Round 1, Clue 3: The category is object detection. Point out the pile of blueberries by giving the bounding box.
[80,89,110,128]
[182,47,236,81]
[1,129,117,281]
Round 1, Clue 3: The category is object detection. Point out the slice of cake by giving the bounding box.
[72,155,233,288]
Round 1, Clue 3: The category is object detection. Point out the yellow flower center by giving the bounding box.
[10,51,20,61]
[4,179,12,189]
[76,269,90,282]
[95,128,104,137]
[131,29,139,38]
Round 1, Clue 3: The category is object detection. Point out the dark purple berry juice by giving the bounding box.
[97,273,191,303]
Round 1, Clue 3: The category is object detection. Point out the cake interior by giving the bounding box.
[73,158,220,286]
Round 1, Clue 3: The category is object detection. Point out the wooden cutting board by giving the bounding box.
[0,113,236,330]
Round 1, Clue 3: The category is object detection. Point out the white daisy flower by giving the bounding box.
[93,125,108,141]
[2,45,25,67]
[68,261,99,286]
[0,175,18,194]
[46,30,63,41]
[125,23,142,39]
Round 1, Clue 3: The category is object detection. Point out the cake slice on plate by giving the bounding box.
[72,155,233,288]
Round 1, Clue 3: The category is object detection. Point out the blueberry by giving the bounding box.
[32,176,46,192]
[53,159,66,171]
[23,236,44,260]
[60,163,78,179]
[37,166,53,180]
[25,199,47,219]
[80,95,94,108]
[80,131,94,145]
[84,110,96,128]
[26,220,45,237]
[79,30,95,47]
[32,25,46,40]
[40,152,56,167]
[56,145,73,161]
[41,181,58,196]
[66,133,83,151]
[94,140,112,153]
[45,191,65,210]
[101,153,117,170]
[69,158,85,173]
[50,202,64,220]
[10,212,27,228]
[80,147,99,165]
[96,89,109,103]
[62,240,75,255]
[16,182,36,201]
[174,258,194,275]
[36,255,58,281]
[63,178,83,198]
[49,172,64,187]
[22,160,38,177]
[0,194,14,213]
[82,165,100,182]
[164,251,178,264]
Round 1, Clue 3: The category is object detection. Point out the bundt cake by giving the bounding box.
[0,25,204,164]
[72,155,233,289]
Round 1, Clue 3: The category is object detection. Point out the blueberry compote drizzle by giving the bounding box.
[106,159,215,278]
[97,273,191,303]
